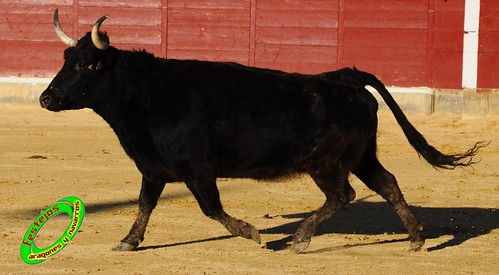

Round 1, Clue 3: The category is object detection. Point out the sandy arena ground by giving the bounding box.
[0,104,497,274]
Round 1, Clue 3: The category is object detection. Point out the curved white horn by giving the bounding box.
[53,9,77,47]
[91,15,110,50]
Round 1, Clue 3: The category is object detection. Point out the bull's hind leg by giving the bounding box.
[185,176,261,244]
[291,167,355,253]
[353,143,424,251]
[113,177,165,251]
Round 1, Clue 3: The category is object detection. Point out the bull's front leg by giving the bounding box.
[185,176,261,244]
[112,176,165,251]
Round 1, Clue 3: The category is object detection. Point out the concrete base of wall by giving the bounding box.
[0,77,50,105]
[367,86,499,116]
[433,89,499,116]
[1,77,498,116]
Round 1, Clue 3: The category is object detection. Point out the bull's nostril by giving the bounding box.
[40,94,52,108]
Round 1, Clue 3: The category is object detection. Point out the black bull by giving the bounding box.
[40,10,486,253]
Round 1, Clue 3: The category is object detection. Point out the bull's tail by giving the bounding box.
[359,70,487,169]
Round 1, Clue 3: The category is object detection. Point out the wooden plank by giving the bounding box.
[0,2,74,77]
[337,0,345,68]
[477,0,499,88]
[249,0,257,66]
[342,27,428,86]
[477,52,499,88]
[0,41,65,63]
[344,0,427,30]
[345,0,427,11]
[168,0,250,9]
[480,10,499,32]
[428,1,464,88]
[79,0,161,8]
[255,61,336,75]
[351,63,428,87]
[116,44,163,57]
[0,0,71,5]
[480,0,499,15]
[434,0,464,12]
[343,46,428,67]
[344,9,428,29]
[78,7,162,27]
[0,41,65,77]
[431,49,462,89]
[479,31,499,54]
[432,49,463,69]
[434,25,463,52]
[167,49,249,64]
[168,8,249,27]
[433,13,465,50]
[97,26,162,45]
[167,3,250,63]
[0,22,56,42]
[256,27,337,47]
[0,3,71,14]
[168,25,249,50]
[255,44,336,61]
[0,4,75,42]
[254,0,339,73]
[257,9,338,28]
[343,28,428,49]
[434,11,464,32]
[426,0,435,88]
[0,0,491,90]
[477,32,499,88]
[77,7,162,46]
[256,0,338,11]
[161,0,168,57]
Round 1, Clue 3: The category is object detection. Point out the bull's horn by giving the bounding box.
[53,9,77,47]
[91,15,109,50]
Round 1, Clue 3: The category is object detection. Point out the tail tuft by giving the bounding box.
[397,121,489,170]
[424,140,489,170]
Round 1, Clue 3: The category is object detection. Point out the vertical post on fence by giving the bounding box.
[462,0,480,89]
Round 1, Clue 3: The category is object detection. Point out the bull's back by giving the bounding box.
[140,60,379,179]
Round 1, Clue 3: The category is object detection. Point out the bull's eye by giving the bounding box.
[75,62,87,71]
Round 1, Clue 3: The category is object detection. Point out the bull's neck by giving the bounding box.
[91,49,157,130]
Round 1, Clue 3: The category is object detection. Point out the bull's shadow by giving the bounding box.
[260,198,498,252]
[14,185,496,253]
[22,194,492,253]
[137,197,497,252]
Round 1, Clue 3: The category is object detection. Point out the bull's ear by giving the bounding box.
[85,61,103,71]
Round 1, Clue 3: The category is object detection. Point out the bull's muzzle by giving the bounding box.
[39,93,52,109]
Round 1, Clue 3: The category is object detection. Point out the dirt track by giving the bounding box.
[0,105,498,274]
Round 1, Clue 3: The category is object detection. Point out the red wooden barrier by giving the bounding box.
[0,0,497,89]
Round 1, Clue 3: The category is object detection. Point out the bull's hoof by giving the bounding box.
[290,240,310,254]
[221,217,261,244]
[291,231,311,253]
[250,231,261,243]
[112,242,137,251]
[408,239,425,252]
[235,221,261,244]
[247,223,262,244]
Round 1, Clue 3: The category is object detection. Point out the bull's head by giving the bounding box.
[40,9,113,111]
